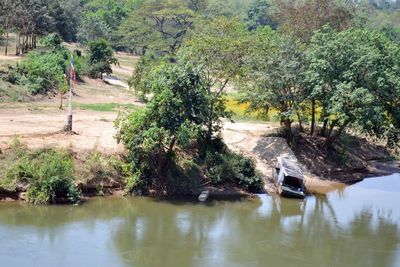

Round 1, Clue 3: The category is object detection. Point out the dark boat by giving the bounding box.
[272,156,306,198]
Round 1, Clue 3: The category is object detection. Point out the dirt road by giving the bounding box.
[0,108,122,154]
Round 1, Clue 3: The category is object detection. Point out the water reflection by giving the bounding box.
[0,175,399,267]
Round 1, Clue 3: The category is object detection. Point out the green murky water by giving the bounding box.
[0,174,399,267]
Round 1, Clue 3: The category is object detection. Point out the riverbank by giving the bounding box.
[223,122,400,195]
[1,119,399,203]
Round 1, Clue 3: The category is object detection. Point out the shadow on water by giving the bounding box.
[0,175,399,267]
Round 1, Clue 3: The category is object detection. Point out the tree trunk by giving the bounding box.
[59,93,63,109]
[24,35,28,53]
[327,122,336,139]
[4,17,8,56]
[296,111,304,132]
[310,98,315,135]
[168,136,176,153]
[283,119,292,145]
[320,118,328,137]
[16,33,19,55]
[325,121,349,147]
[206,102,214,143]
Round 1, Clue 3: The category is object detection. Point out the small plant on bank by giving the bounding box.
[1,145,79,204]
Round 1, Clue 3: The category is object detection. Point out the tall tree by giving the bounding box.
[0,0,14,55]
[118,1,195,55]
[272,0,356,42]
[77,0,128,44]
[242,33,307,144]
[182,17,255,141]
[87,38,118,79]
[246,0,277,30]
[306,27,400,146]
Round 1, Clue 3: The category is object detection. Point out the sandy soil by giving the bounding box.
[0,108,122,154]
[0,77,140,154]
[0,55,23,61]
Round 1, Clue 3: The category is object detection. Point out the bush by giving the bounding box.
[40,33,62,50]
[2,148,79,204]
[8,49,68,94]
[205,145,263,192]
[1,41,85,96]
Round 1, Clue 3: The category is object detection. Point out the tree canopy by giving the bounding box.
[86,39,118,79]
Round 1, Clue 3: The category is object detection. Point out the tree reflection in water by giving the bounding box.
[111,194,399,267]
[0,180,398,267]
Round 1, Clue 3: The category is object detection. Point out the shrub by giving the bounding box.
[205,146,263,192]
[13,49,68,94]
[40,33,62,50]
[1,42,85,96]
[2,148,79,204]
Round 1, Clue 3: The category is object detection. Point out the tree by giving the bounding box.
[116,58,262,194]
[6,0,56,54]
[118,1,195,55]
[77,15,112,44]
[77,0,128,45]
[306,27,400,146]
[50,0,83,42]
[116,60,210,192]
[87,39,118,79]
[246,0,277,30]
[0,0,13,55]
[242,33,308,144]
[182,17,255,141]
[272,0,356,42]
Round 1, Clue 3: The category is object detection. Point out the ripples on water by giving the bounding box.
[0,174,399,267]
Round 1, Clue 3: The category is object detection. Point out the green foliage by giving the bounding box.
[205,143,262,191]
[2,147,79,204]
[183,16,254,139]
[116,61,210,183]
[306,27,400,145]
[128,54,169,100]
[86,38,118,79]
[117,57,262,194]
[117,1,195,54]
[246,0,277,30]
[8,49,68,94]
[77,0,130,44]
[242,32,307,142]
[40,33,62,50]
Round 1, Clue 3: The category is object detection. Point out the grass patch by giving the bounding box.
[75,102,140,112]
[114,53,139,68]
[0,79,31,102]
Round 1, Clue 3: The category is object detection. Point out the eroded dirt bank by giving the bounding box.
[222,121,400,195]
[1,108,398,197]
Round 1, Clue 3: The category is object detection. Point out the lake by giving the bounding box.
[0,174,399,267]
